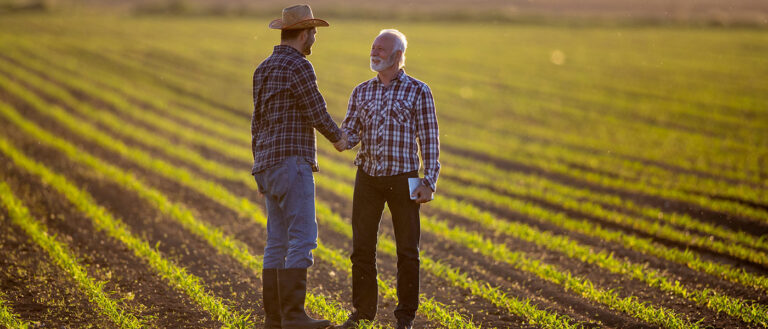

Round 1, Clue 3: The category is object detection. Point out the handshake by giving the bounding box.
[333,132,349,152]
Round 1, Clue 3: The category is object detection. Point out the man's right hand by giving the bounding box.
[333,133,348,152]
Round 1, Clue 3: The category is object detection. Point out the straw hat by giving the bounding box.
[269,4,329,30]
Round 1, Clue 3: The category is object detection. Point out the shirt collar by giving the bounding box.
[274,45,305,58]
[371,69,407,86]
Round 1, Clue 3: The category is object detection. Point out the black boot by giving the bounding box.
[278,268,331,329]
[395,319,413,329]
[263,269,281,329]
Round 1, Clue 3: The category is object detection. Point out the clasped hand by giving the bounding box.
[333,133,348,152]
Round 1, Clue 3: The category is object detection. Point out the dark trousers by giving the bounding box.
[350,168,421,323]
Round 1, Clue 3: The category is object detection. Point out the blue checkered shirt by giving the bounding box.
[251,45,342,174]
[341,70,441,191]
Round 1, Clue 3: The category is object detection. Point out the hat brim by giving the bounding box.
[269,18,329,30]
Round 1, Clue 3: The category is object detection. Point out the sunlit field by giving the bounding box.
[0,14,767,328]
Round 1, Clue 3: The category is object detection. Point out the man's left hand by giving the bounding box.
[411,185,433,203]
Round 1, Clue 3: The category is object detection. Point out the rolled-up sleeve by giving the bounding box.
[415,85,440,191]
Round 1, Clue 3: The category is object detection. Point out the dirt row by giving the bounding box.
[0,86,523,327]
[1,65,603,327]
[1,46,766,329]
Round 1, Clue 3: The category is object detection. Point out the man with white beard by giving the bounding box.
[335,29,441,329]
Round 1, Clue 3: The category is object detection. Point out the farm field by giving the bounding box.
[0,13,767,329]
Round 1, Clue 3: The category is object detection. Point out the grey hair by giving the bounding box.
[378,29,407,69]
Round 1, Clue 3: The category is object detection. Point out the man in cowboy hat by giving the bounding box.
[251,4,347,329]
[336,29,440,329]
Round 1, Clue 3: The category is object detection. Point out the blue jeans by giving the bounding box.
[254,156,318,269]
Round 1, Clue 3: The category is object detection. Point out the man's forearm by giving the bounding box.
[316,114,343,142]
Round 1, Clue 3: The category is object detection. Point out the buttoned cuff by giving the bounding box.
[422,177,436,192]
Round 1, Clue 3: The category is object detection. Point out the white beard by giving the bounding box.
[370,52,398,72]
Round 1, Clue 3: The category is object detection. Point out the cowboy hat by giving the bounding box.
[269,4,329,30]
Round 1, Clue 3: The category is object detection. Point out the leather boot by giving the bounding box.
[278,268,331,329]
[263,269,281,329]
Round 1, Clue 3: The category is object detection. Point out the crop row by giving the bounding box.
[438,160,768,292]
[319,145,768,294]
[114,43,768,190]
[4,44,763,240]
[325,144,768,269]
[9,47,758,291]
[439,171,767,266]
[0,103,255,328]
[0,51,688,326]
[0,292,29,329]
[60,34,767,190]
[0,77,478,328]
[0,45,583,328]
[5,44,761,299]
[6,37,762,205]
[442,128,768,223]
[443,156,768,253]
[90,55,768,325]
[314,203,578,329]
[68,23,768,160]
[3,37,764,326]
[13,39,766,226]
[0,62,707,329]
[0,92,377,326]
[0,181,148,328]
[315,171,768,327]
[79,24,768,184]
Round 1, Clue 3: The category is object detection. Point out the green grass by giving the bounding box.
[22,18,759,201]
[0,292,30,329]
[0,13,766,329]
[315,169,768,326]
[0,181,148,328]
[0,49,582,329]
[6,28,767,228]
[5,47,766,308]
[0,38,746,328]
[10,29,764,228]
[437,160,768,294]
[0,71,475,329]
[0,102,255,329]
[443,157,768,253]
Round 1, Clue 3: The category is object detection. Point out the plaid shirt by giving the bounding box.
[341,70,441,191]
[251,45,342,174]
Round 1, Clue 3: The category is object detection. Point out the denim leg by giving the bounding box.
[254,157,318,270]
[350,169,386,320]
[283,159,318,269]
[263,191,288,269]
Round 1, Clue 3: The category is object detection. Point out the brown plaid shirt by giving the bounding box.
[251,45,342,174]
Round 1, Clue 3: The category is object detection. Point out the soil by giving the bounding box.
[1,40,766,329]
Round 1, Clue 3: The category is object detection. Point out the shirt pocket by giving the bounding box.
[390,99,414,126]
[358,98,377,123]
